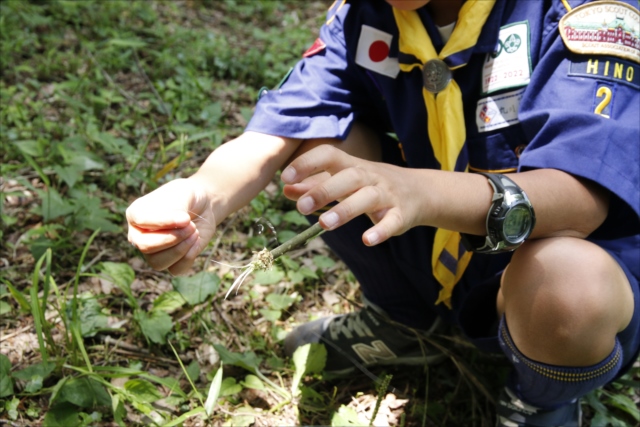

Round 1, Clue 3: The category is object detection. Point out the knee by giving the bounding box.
[501,237,631,364]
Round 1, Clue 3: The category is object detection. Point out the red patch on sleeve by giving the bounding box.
[302,38,326,58]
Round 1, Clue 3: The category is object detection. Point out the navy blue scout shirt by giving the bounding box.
[247,0,639,240]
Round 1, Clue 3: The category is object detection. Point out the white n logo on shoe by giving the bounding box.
[352,340,397,365]
[330,315,374,340]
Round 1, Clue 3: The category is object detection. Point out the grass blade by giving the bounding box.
[162,407,205,427]
[204,362,223,416]
[71,323,93,373]
[30,254,47,363]
[2,278,30,312]
[168,341,205,408]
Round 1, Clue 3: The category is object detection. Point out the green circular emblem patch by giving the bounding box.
[504,34,522,53]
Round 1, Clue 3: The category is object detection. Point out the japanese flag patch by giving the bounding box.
[355,25,400,78]
[559,1,640,64]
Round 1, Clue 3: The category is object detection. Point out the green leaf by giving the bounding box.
[282,210,309,226]
[79,296,108,337]
[72,197,120,233]
[135,310,173,344]
[0,300,12,315]
[331,405,361,426]
[108,38,147,48]
[68,152,105,171]
[185,360,200,384]
[252,268,285,285]
[112,394,126,427]
[313,255,336,269]
[265,293,297,311]
[100,262,135,291]
[241,374,265,390]
[607,393,640,421]
[2,279,30,311]
[230,413,256,427]
[278,256,299,270]
[291,343,326,396]
[162,407,206,427]
[220,377,243,397]
[287,267,318,285]
[258,308,281,322]
[276,230,297,243]
[107,38,148,48]
[124,379,163,404]
[90,132,134,157]
[171,271,220,305]
[36,188,75,222]
[204,363,223,416]
[199,102,222,124]
[42,402,81,427]
[0,354,14,398]
[11,139,43,157]
[53,163,84,188]
[5,397,19,421]
[58,377,111,408]
[12,361,56,393]
[152,291,187,313]
[212,344,261,374]
[585,390,608,415]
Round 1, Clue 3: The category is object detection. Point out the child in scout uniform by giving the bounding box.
[126,0,640,425]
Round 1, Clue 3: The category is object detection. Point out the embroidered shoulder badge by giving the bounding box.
[559,1,640,64]
[303,38,326,58]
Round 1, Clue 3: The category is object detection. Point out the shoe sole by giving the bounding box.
[324,353,448,376]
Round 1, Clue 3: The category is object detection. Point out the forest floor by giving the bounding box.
[1,1,638,426]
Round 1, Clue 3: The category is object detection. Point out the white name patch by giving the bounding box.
[476,88,525,133]
[482,22,532,94]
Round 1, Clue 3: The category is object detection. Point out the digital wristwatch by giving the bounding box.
[462,173,536,254]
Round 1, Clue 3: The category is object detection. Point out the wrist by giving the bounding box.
[462,173,536,253]
[414,170,491,235]
[185,174,222,226]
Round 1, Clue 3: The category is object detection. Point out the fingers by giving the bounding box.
[318,189,406,246]
[361,208,405,246]
[283,172,332,201]
[281,145,354,185]
[144,231,201,273]
[128,221,197,254]
[282,145,416,246]
[127,202,192,231]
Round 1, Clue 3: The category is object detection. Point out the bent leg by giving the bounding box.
[497,236,634,408]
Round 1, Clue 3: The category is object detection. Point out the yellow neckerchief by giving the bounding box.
[393,1,496,308]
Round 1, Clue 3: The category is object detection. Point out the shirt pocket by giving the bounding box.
[467,125,528,173]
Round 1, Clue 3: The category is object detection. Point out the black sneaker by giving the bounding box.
[283,302,444,375]
[496,387,582,427]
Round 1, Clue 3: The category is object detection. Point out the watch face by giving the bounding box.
[503,205,532,243]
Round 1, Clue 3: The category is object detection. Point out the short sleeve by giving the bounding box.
[517,2,640,237]
[246,2,367,140]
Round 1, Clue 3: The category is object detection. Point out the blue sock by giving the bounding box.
[498,315,623,408]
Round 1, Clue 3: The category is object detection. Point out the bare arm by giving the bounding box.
[281,145,609,246]
[191,131,302,225]
[126,131,301,274]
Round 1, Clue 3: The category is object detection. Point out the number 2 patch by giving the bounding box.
[592,82,615,118]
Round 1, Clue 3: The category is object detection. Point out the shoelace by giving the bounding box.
[329,311,375,340]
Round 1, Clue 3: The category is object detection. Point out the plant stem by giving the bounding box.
[269,222,325,260]
[371,374,392,426]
